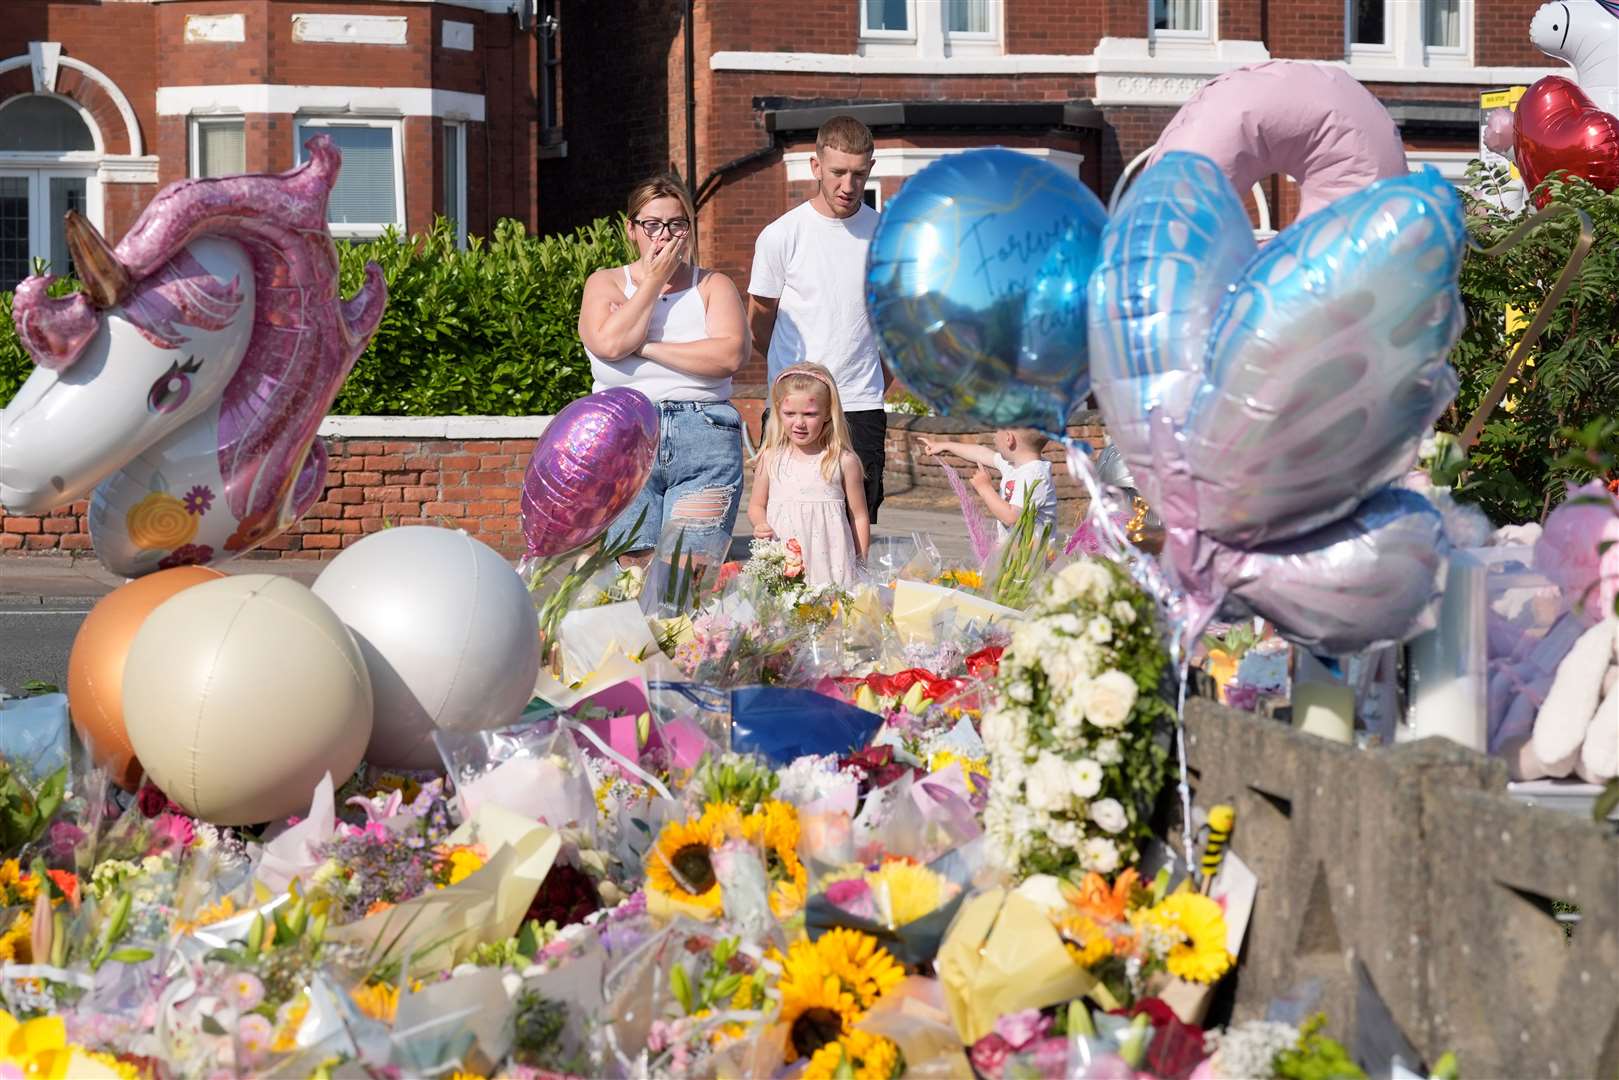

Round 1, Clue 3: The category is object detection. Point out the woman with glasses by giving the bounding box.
[578,175,749,564]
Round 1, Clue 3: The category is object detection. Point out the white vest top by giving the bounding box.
[586,266,731,402]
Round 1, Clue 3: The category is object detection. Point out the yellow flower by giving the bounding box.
[804,1028,903,1080]
[926,750,989,794]
[741,800,808,918]
[272,993,311,1053]
[646,804,734,918]
[0,911,33,964]
[173,895,238,936]
[125,491,199,550]
[1139,892,1231,984]
[444,845,485,886]
[0,1010,136,1079]
[775,939,860,1063]
[866,861,955,928]
[1055,912,1113,968]
[811,928,905,1010]
[0,860,37,907]
[351,981,400,1023]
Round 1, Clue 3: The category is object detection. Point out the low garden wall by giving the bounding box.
[1184,697,1619,1077]
[0,410,1110,561]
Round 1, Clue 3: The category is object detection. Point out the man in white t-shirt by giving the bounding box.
[748,116,890,519]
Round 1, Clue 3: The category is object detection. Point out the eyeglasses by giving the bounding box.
[633,218,691,239]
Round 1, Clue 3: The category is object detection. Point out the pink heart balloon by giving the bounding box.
[521,387,658,558]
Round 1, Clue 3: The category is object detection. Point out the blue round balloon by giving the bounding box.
[865,148,1107,433]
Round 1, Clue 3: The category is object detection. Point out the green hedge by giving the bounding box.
[0,216,634,415]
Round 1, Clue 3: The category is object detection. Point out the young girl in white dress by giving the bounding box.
[746,363,870,586]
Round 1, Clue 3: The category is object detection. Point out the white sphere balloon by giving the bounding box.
[312,526,540,768]
[123,575,373,826]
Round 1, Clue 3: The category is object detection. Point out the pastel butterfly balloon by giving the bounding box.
[1088,151,1463,654]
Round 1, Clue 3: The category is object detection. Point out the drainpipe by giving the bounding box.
[684,0,697,196]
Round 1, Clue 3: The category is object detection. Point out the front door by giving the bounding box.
[0,169,93,289]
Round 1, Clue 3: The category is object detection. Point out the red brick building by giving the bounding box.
[544,0,1561,391]
[0,0,542,289]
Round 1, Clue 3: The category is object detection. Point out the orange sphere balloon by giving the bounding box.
[66,565,226,791]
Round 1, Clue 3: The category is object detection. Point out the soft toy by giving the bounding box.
[1492,484,1619,782]
[1530,1,1619,115]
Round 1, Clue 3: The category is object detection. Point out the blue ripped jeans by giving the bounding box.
[607,400,743,552]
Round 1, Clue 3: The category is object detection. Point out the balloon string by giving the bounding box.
[1458,204,1594,452]
[1174,655,1195,874]
[560,719,675,802]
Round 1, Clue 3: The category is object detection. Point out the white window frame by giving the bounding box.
[943,0,1002,48]
[1347,0,1472,68]
[443,119,467,248]
[1150,0,1216,45]
[859,0,916,43]
[293,115,405,239]
[862,180,882,211]
[188,114,245,178]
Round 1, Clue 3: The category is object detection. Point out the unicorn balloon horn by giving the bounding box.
[0,135,386,576]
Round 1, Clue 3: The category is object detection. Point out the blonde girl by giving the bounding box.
[747,363,870,586]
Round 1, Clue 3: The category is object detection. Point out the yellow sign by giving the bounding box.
[1480,86,1529,182]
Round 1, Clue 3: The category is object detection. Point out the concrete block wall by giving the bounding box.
[1183,699,1619,1077]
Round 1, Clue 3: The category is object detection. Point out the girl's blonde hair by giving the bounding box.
[759,363,859,483]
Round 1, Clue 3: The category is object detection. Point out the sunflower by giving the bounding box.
[866,861,956,928]
[0,911,32,964]
[812,928,905,1010]
[645,804,734,917]
[1139,892,1231,984]
[775,940,860,1062]
[350,981,399,1023]
[804,1028,904,1080]
[0,860,37,907]
[742,801,808,918]
[1054,912,1112,969]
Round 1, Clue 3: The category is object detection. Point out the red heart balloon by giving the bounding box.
[1513,75,1619,204]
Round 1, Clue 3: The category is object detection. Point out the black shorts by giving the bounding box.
[843,408,888,523]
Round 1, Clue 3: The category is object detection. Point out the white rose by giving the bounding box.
[1059,559,1113,601]
[1026,753,1077,812]
[1081,837,1121,874]
[1111,600,1137,626]
[1049,817,1083,847]
[1086,670,1138,729]
[1054,613,1083,637]
[1054,689,1089,740]
[1087,616,1113,644]
[1072,758,1102,800]
[1008,678,1033,704]
[1094,738,1123,765]
[1089,797,1128,834]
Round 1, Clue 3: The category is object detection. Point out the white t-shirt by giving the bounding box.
[748,201,885,411]
[994,454,1057,541]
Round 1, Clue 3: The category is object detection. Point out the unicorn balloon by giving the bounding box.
[0,136,385,576]
[1531,1,1619,114]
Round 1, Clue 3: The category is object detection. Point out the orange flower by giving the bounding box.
[1061,868,1140,925]
[46,871,79,907]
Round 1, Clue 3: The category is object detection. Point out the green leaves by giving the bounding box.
[0,762,67,852]
[1451,167,1619,524]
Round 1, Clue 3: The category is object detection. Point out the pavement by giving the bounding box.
[0,492,973,695]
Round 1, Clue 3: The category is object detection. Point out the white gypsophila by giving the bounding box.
[1087,616,1114,644]
[1205,1021,1300,1080]
[1089,797,1128,834]
[1054,688,1089,741]
[1009,619,1052,661]
[1094,738,1123,766]
[1111,599,1137,626]
[1026,752,1078,812]
[1085,669,1139,729]
[1072,758,1103,800]
[1081,836,1121,874]
[1007,677,1033,704]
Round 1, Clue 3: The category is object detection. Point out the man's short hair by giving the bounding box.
[816,115,874,158]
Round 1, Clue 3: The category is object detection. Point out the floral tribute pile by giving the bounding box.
[0,526,1375,1080]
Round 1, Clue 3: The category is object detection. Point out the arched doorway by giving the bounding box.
[0,94,101,288]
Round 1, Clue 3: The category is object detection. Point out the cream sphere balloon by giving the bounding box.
[311,526,541,769]
[122,575,373,826]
